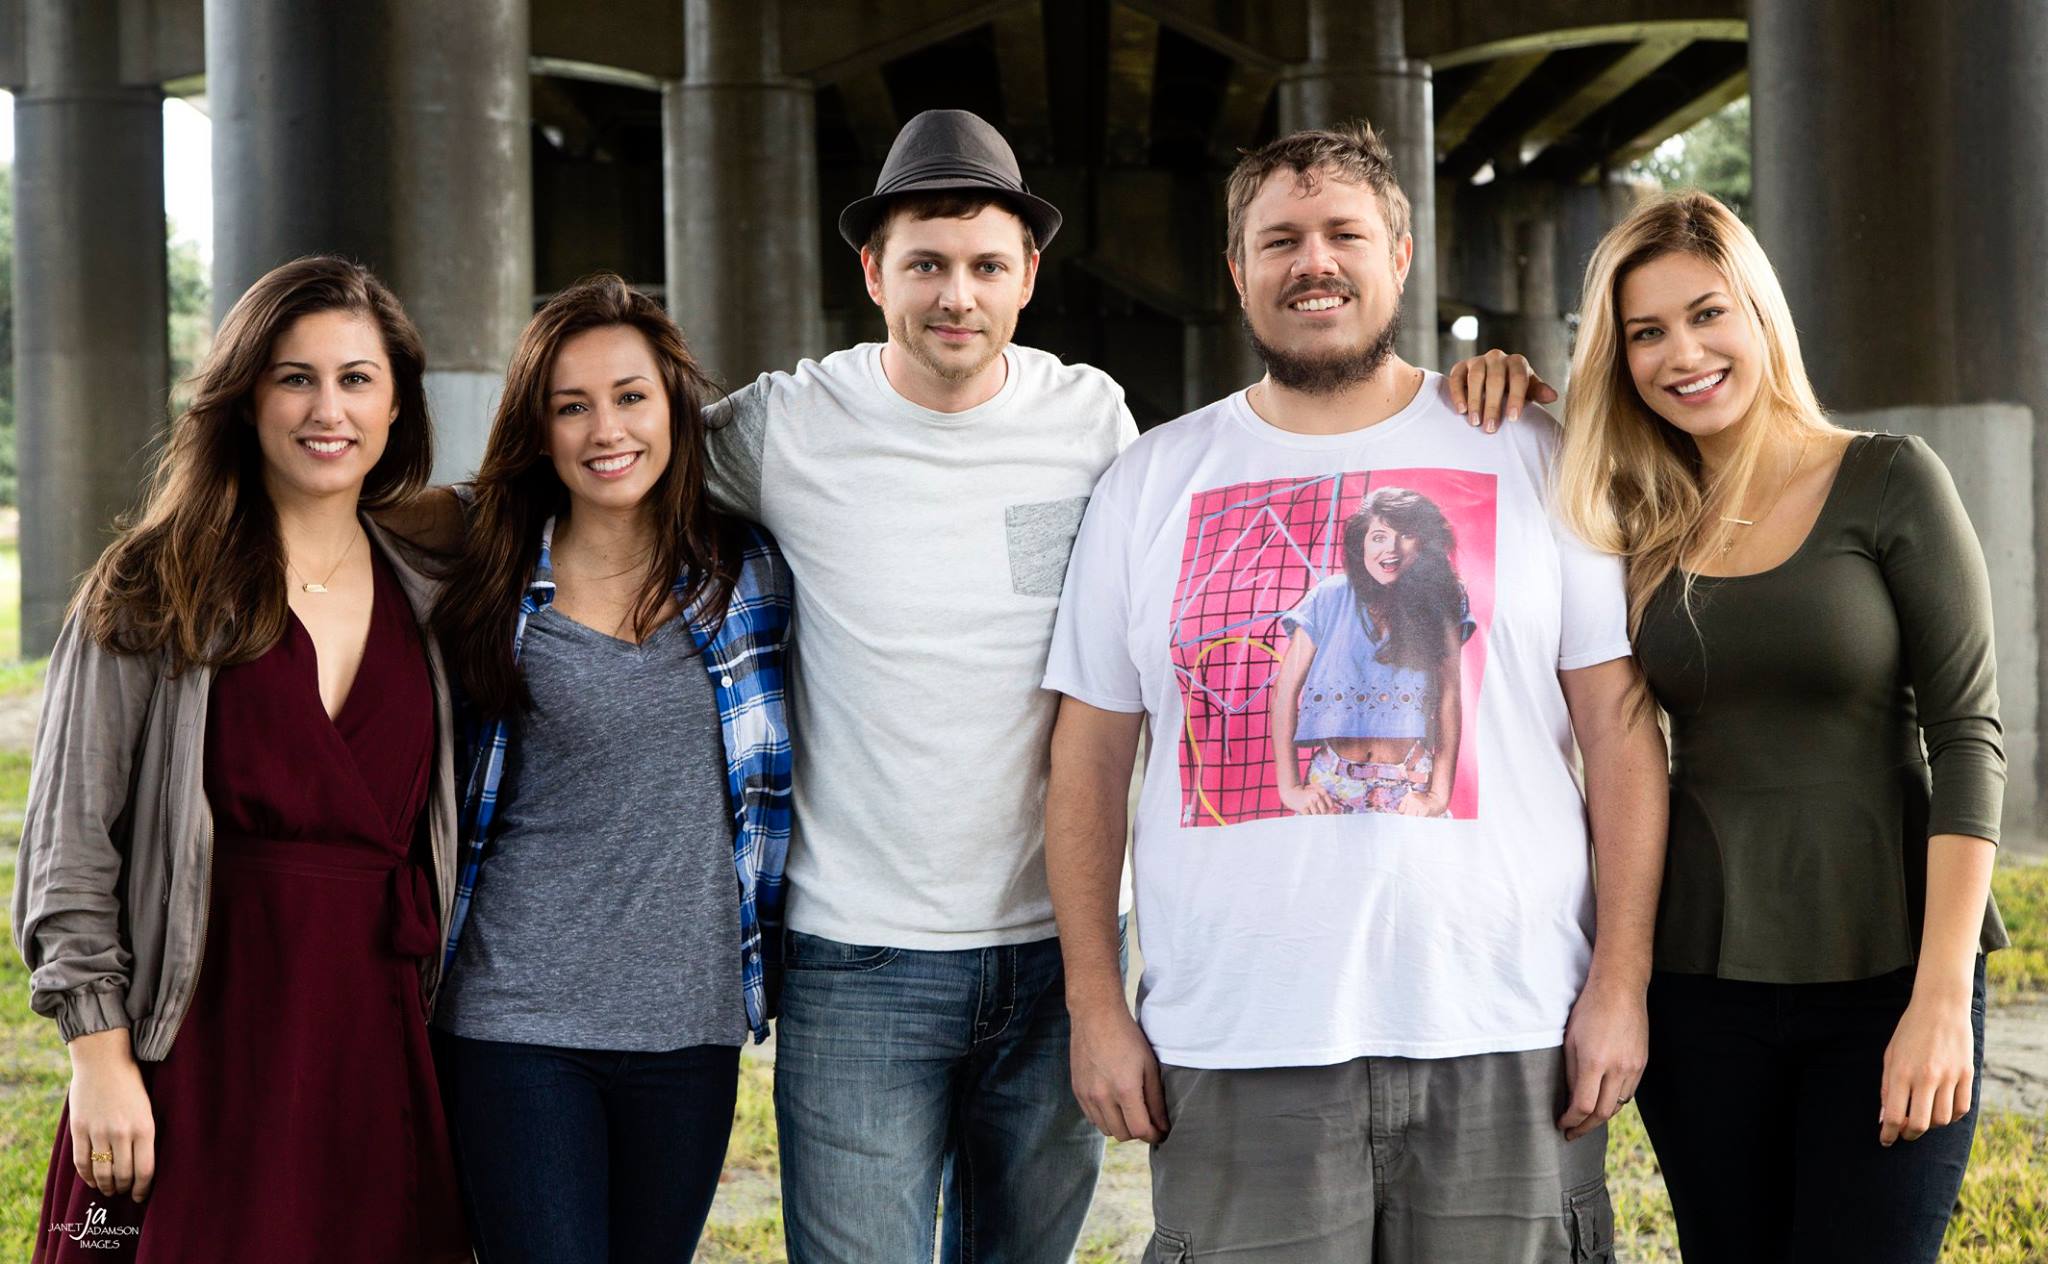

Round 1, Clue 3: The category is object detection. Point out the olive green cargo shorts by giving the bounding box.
[1143,1045,1614,1263]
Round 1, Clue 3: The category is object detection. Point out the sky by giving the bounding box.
[0,90,215,261]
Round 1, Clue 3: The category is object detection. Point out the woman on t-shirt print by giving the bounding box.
[1270,486,1477,817]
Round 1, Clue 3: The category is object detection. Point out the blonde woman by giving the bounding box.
[1452,192,2005,1262]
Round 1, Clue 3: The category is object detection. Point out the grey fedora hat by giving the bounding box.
[838,108,1062,252]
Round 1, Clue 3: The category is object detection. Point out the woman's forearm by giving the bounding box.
[1272,634,1314,791]
[1272,691,1302,790]
[1429,646,1461,799]
[1915,833,1996,1001]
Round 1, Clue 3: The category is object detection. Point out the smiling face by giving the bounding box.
[1361,516,1421,586]
[1619,251,1765,443]
[544,324,673,518]
[862,203,1039,389]
[251,308,398,509]
[1230,166,1412,393]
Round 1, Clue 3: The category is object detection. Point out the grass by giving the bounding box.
[1991,859,2048,1002]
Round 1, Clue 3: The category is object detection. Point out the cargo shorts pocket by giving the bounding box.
[1564,1177,1616,1263]
[1005,496,1089,596]
[1142,1226,1193,1263]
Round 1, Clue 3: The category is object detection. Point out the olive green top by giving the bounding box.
[1637,433,2008,983]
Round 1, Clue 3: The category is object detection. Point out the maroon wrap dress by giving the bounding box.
[35,553,469,1262]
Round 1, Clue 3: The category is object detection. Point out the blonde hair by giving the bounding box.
[1555,190,1834,644]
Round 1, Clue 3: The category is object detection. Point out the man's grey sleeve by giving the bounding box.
[703,377,771,520]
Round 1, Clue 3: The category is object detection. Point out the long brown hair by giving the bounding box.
[1340,487,1461,674]
[79,256,433,671]
[434,274,738,719]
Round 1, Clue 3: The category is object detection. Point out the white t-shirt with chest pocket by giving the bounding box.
[706,342,1137,949]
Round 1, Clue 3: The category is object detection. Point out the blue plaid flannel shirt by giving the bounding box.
[440,516,793,1041]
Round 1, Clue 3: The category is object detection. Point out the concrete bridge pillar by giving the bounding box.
[1753,0,2048,833]
[1277,0,1437,369]
[665,0,826,389]
[208,0,533,482]
[9,0,168,654]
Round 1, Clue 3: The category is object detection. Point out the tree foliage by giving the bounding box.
[1631,96,1752,222]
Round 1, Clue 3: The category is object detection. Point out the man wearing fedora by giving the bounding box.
[703,109,1136,1263]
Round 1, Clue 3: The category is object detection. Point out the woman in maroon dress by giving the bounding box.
[13,257,468,1261]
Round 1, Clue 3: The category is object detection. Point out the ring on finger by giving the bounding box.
[89,1150,115,1165]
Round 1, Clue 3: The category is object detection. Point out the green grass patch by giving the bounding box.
[0,660,47,701]
[0,539,20,664]
[724,1058,778,1176]
[695,1213,786,1262]
[0,860,70,1263]
[1944,1112,2048,1261]
[1991,859,2048,1002]
[1608,1102,1679,1261]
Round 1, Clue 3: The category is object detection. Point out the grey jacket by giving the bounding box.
[10,520,459,1062]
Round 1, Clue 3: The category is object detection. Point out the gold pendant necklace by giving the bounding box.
[1717,433,1812,554]
[288,530,361,594]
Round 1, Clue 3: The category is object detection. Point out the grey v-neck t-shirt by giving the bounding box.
[435,607,746,1050]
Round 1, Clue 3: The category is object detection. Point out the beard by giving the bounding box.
[1245,305,1402,395]
[890,311,1012,384]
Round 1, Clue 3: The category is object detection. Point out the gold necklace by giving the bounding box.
[1716,433,1812,554]
[287,529,362,594]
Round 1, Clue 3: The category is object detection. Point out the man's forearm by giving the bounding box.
[1582,716,1667,988]
[1046,703,1142,1017]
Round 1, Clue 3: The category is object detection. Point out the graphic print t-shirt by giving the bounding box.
[1042,375,1630,1067]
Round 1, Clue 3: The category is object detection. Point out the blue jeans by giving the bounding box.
[435,1034,740,1264]
[774,926,1114,1264]
[1636,958,1986,1263]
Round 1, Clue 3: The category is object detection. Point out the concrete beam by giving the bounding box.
[128,0,203,85]
[785,0,1027,83]
[1520,39,1746,183]
[1516,37,1688,158]
[1105,3,1160,165]
[1406,0,1745,67]
[1607,67,1747,168]
[1118,0,1305,72]
[0,0,22,88]
[1212,60,1279,161]
[993,0,1052,162]
[1435,49,1547,154]
[1084,168,1229,316]
[836,67,900,163]
[532,0,682,81]
[1440,41,1643,183]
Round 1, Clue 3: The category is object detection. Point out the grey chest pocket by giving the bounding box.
[1005,496,1090,597]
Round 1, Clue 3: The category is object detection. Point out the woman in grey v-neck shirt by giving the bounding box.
[424,277,790,1264]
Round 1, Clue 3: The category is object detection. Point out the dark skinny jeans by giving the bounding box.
[436,1034,741,1264]
[1636,958,1985,1263]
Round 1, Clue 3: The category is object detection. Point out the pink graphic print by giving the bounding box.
[1169,469,1497,827]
